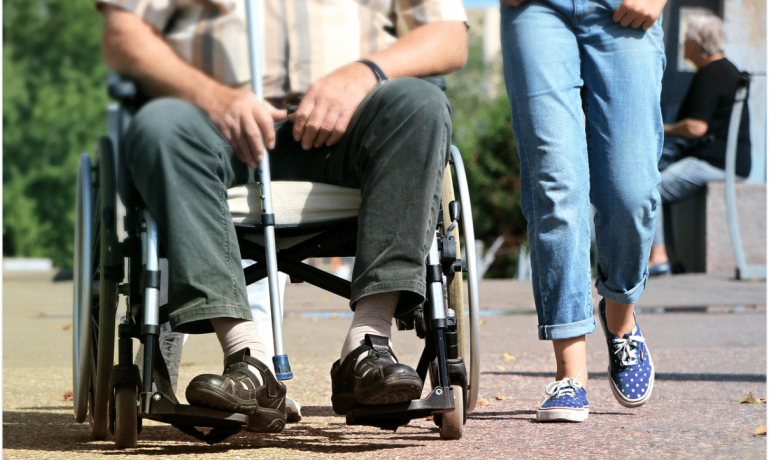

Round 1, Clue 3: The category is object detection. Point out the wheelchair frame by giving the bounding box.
[74,114,481,446]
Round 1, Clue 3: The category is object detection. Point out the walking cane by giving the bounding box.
[244,0,293,380]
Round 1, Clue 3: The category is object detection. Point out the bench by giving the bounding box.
[669,181,766,276]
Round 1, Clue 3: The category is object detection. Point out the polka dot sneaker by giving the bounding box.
[599,299,655,408]
[536,377,589,422]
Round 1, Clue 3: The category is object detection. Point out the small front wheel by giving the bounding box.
[113,385,138,449]
[439,384,464,440]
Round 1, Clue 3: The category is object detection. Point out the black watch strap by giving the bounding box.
[357,59,388,86]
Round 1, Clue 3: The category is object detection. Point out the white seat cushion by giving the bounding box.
[228,182,361,226]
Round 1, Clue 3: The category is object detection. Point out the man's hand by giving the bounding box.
[204,87,287,167]
[664,118,708,139]
[289,62,379,150]
[613,0,668,30]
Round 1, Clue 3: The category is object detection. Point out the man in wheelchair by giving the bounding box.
[94,0,468,433]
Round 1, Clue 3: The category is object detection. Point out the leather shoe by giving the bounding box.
[330,334,423,415]
[186,348,286,432]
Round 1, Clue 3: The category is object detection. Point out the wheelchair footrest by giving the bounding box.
[141,391,248,429]
[345,386,454,431]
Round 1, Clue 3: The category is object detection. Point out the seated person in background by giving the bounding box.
[648,8,751,276]
[95,0,467,432]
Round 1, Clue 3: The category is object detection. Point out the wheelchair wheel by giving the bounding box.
[436,165,466,440]
[73,139,120,439]
[113,384,138,449]
[446,147,481,413]
[91,137,120,440]
[73,154,94,423]
[440,385,464,440]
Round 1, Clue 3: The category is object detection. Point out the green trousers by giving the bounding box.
[124,78,452,334]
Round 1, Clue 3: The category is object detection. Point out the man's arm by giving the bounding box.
[289,21,468,150]
[664,118,709,139]
[100,4,285,167]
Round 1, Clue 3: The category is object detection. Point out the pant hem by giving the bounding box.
[538,316,597,341]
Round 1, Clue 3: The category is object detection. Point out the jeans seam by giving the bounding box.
[506,61,548,321]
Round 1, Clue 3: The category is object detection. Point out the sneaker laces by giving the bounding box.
[544,375,583,400]
[610,329,645,366]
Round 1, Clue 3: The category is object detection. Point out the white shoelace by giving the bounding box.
[544,376,583,400]
[610,331,645,366]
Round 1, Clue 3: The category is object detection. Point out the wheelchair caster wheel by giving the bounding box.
[438,384,464,440]
[113,384,138,449]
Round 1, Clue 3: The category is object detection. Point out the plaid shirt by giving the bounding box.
[96,0,467,100]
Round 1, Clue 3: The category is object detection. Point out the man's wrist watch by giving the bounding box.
[357,59,388,86]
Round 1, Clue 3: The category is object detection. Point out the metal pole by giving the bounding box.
[245,0,292,379]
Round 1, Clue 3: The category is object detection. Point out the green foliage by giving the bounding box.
[445,37,527,278]
[3,0,110,267]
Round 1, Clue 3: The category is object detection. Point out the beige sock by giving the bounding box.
[211,317,273,385]
[340,292,399,362]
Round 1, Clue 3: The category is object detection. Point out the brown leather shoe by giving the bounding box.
[330,334,423,415]
[186,348,286,432]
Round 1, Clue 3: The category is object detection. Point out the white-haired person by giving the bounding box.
[648,8,751,276]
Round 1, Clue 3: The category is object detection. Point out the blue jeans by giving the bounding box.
[501,0,665,340]
[653,155,729,246]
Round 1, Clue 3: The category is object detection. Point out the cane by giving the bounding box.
[244,0,292,380]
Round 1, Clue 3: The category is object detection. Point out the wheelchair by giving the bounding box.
[72,75,481,448]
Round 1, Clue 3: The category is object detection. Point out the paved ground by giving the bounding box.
[3,270,766,459]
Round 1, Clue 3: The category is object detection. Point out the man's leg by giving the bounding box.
[269,78,453,410]
[124,98,286,431]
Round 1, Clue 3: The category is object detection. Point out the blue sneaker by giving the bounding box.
[599,299,655,408]
[536,377,589,422]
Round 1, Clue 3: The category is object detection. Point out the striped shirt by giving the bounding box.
[96,0,467,99]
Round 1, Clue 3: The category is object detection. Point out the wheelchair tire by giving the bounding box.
[439,384,464,440]
[113,384,138,449]
[448,146,481,414]
[73,154,95,423]
[90,138,120,440]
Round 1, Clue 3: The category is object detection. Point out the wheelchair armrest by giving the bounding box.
[422,76,447,91]
[107,73,149,112]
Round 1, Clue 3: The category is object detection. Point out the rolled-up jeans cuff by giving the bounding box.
[595,275,648,305]
[538,316,596,341]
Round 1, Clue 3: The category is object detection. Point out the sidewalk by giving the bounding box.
[2,271,766,458]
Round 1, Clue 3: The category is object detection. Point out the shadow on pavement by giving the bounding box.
[3,409,432,455]
[484,370,766,382]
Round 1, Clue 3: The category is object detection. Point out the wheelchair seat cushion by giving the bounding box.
[228,181,361,227]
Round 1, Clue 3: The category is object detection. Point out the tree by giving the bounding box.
[3,0,110,268]
[445,36,527,278]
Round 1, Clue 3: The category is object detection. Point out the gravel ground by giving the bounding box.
[3,271,766,459]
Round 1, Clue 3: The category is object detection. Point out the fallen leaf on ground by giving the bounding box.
[61,324,72,331]
[753,425,766,436]
[498,365,506,371]
[61,391,74,402]
[477,398,490,407]
[501,352,516,362]
[479,319,486,326]
[738,392,766,404]
[494,394,506,401]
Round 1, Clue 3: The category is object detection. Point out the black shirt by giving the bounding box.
[677,58,751,177]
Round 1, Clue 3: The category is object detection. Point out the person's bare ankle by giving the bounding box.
[604,299,636,337]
